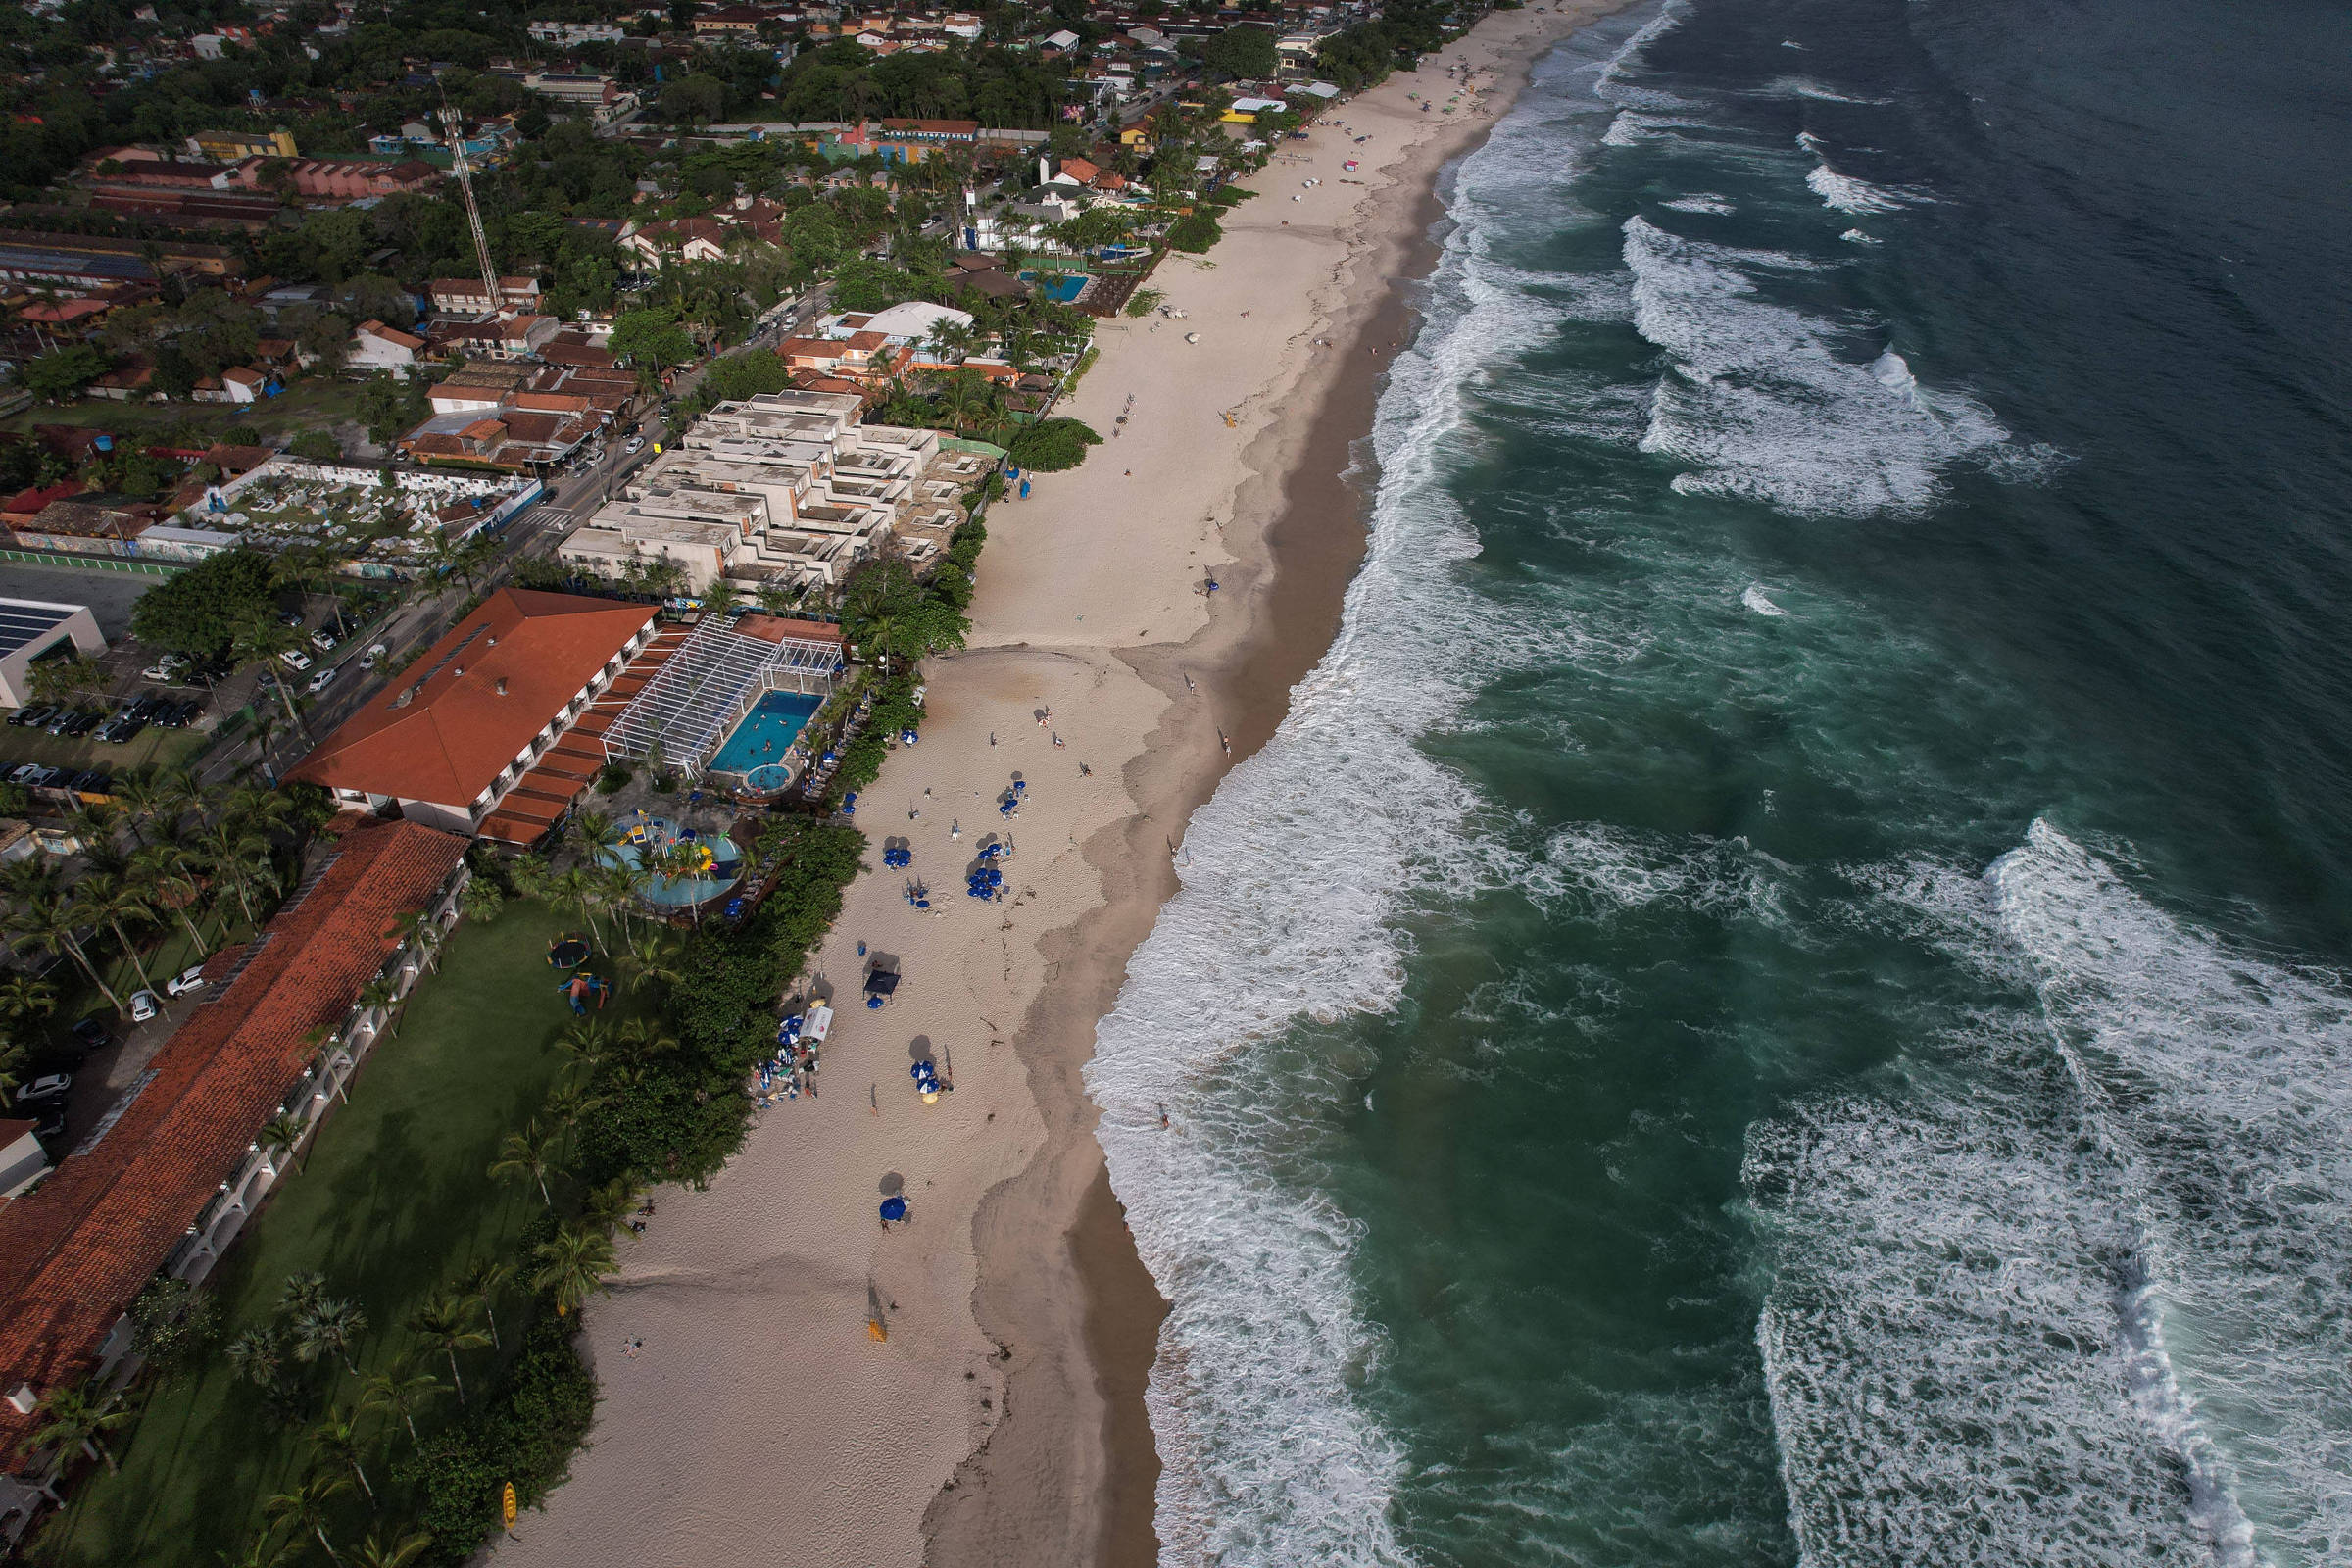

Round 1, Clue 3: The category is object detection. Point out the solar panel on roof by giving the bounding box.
[0,603,75,659]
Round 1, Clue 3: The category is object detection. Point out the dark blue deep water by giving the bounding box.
[1086,3,2352,1565]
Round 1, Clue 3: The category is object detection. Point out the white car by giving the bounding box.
[305,666,337,695]
[623,434,645,454]
[142,655,188,681]
[128,990,160,1023]
[18,1072,71,1104]
[310,629,337,653]
[360,643,388,669]
[165,963,207,997]
[278,649,313,671]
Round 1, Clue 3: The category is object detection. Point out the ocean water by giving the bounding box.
[1085,2,2352,1565]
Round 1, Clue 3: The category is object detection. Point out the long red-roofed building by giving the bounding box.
[0,818,468,1450]
[288,589,659,839]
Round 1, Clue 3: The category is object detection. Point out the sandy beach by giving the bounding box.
[493,9,1617,1565]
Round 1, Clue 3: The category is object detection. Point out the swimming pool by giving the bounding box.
[709,690,823,777]
[595,814,744,908]
[1020,270,1090,304]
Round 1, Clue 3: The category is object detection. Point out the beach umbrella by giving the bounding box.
[879,1196,907,1222]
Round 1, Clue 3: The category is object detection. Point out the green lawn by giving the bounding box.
[3,378,368,445]
[33,903,612,1568]
[0,721,210,777]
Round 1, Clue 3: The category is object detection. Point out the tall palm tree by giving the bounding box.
[357,975,402,1037]
[532,1222,618,1318]
[489,1120,561,1207]
[358,1358,441,1445]
[309,1407,376,1503]
[405,1293,490,1404]
[621,932,684,996]
[399,911,443,976]
[582,1177,645,1232]
[14,1378,132,1474]
[291,1298,368,1377]
[615,1016,678,1063]
[134,842,217,959]
[570,808,622,863]
[234,612,309,738]
[548,867,606,948]
[4,886,123,1013]
[454,1256,515,1350]
[225,1326,285,1390]
[258,1110,308,1175]
[349,1530,432,1568]
[0,975,58,1033]
[263,1472,352,1564]
[193,820,273,928]
[110,769,176,846]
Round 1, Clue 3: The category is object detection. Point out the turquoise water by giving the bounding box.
[595,816,743,908]
[1020,270,1090,303]
[708,690,821,775]
[1089,3,2352,1566]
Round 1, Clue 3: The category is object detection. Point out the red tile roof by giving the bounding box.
[0,818,466,1447]
[288,589,654,811]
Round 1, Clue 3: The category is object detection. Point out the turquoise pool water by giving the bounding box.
[595,814,743,908]
[710,690,822,776]
[1020,270,1089,304]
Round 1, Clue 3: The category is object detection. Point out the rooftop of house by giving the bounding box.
[0,817,468,1450]
[287,589,655,809]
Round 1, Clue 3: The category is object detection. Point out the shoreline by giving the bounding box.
[489,13,1609,1568]
[928,10,1610,1565]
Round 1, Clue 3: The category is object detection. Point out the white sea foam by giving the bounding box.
[1740,584,1788,615]
[1764,75,1892,106]
[1798,130,1931,214]
[1602,109,1706,146]
[1662,193,1736,215]
[1838,227,1881,244]
[1752,823,2352,1566]
[1593,1,1691,112]
[1085,43,1625,1567]
[1624,215,2016,517]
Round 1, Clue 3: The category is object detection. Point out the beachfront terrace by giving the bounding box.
[600,613,844,779]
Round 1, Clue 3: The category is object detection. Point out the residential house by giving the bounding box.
[348,318,425,376]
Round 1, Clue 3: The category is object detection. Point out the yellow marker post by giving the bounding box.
[502,1482,517,1530]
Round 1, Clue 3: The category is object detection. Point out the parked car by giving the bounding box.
[63,710,102,738]
[44,709,81,736]
[278,649,313,671]
[310,629,337,653]
[165,963,207,997]
[277,610,304,628]
[142,654,189,681]
[7,763,42,786]
[70,1017,110,1053]
[18,1072,71,1105]
[305,666,337,695]
[127,990,160,1023]
[7,705,50,728]
[101,715,144,744]
[30,1107,64,1143]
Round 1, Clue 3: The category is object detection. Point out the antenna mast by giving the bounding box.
[438,84,501,315]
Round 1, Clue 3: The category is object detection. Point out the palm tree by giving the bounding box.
[193,820,273,928]
[454,1257,515,1351]
[309,1407,376,1503]
[621,932,684,995]
[215,1533,298,1568]
[548,867,607,948]
[110,768,177,846]
[225,1327,285,1391]
[357,975,402,1037]
[291,1298,368,1376]
[234,612,309,738]
[405,1292,490,1405]
[258,1110,308,1175]
[72,867,164,1000]
[489,1119,561,1207]
[570,808,622,865]
[135,842,217,958]
[0,975,57,1033]
[398,910,443,976]
[3,886,123,1013]
[15,1378,132,1473]
[582,1177,645,1232]
[263,1471,352,1564]
[358,1358,441,1445]
[349,1530,432,1568]
[532,1222,618,1318]
[615,1016,678,1062]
